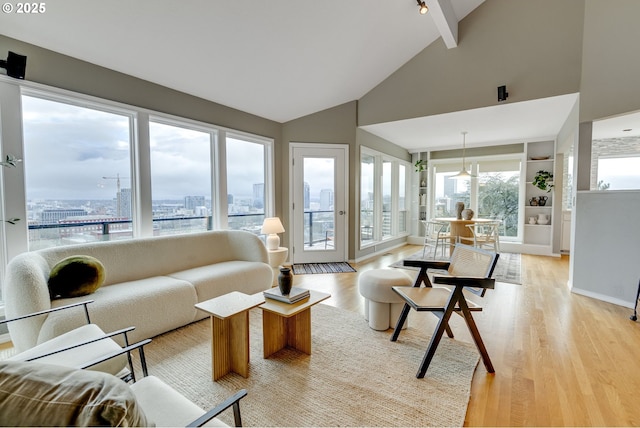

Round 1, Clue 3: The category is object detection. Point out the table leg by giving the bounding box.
[262,308,312,358]
[211,311,250,380]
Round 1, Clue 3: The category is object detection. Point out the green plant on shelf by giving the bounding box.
[414,159,426,172]
[533,170,554,193]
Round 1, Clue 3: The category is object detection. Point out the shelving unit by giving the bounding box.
[410,152,429,242]
[523,140,555,253]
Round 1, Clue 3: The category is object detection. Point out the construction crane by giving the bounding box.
[100,174,129,218]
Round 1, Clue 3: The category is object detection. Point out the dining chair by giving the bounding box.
[390,244,499,378]
[421,220,450,259]
[459,221,501,252]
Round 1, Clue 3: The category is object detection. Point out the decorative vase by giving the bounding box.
[537,213,550,225]
[537,195,548,206]
[461,208,474,220]
[455,202,465,220]
[278,267,293,295]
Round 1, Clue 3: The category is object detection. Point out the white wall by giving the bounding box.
[571,190,640,307]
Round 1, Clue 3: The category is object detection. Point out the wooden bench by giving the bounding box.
[390,244,499,378]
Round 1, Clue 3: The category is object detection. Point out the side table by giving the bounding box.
[195,291,264,380]
[258,290,330,358]
[267,247,288,268]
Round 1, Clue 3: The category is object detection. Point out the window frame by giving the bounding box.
[429,153,523,242]
[359,146,411,249]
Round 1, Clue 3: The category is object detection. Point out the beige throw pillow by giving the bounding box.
[0,360,151,427]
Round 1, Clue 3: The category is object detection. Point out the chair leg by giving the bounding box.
[458,298,495,373]
[433,312,454,338]
[390,303,411,342]
[416,291,459,378]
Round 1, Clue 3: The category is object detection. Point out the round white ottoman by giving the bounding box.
[358,269,413,331]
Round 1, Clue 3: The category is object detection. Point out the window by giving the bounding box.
[477,159,520,237]
[360,148,410,248]
[22,93,134,250]
[149,119,214,236]
[431,157,521,239]
[360,153,375,245]
[14,87,274,252]
[226,135,268,233]
[591,136,640,190]
[398,164,407,234]
[433,162,470,218]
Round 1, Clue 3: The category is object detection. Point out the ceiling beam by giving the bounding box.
[427,0,458,49]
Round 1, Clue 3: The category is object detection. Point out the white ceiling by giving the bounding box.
[0,0,483,124]
[1,0,638,152]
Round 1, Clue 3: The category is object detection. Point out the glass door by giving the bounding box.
[290,144,348,263]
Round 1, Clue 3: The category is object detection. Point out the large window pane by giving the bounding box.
[360,153,375,246]
[226,137,265,233]
[591,135,640,190]
[398,164,407,233]
[149,121,212,236]
[434,163,470,217]
[477,160,520,237]
[22,95,133,250]
[382,160,392,238]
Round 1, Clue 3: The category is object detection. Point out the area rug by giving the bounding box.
[390,250,522,284]
[292,262,356,274]
[137,304,479,427]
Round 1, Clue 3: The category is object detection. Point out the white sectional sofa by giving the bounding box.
[4,230,273,352]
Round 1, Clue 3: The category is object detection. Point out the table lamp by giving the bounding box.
[261,217,285,250]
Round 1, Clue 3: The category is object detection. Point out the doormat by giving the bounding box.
[292,262,356,274]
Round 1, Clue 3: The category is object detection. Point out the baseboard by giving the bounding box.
[570,286,635,309]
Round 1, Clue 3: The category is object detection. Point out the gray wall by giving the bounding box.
[358,0,584,126]
[570,0,640,305]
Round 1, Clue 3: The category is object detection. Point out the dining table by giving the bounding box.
[435,217,495,253]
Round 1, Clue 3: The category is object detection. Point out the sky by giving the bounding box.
[21,95,269,201]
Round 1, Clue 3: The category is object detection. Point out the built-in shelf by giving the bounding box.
[523,140,555,251]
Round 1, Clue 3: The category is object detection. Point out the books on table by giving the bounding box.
[264,286,310,304]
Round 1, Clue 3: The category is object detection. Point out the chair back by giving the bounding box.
[447,244,499,296]
[422,220,447,238]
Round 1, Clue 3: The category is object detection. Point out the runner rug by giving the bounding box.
[139,304,479,427]
[292,262,356,274]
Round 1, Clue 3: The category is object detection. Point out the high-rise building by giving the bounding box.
[304,182,310,209]
[319,189,333,210]
[184,196,205,212]
[118,188,132,218]
[253,183,264,209]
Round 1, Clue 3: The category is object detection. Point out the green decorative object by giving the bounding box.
[48,255,106,299]
[414,159,426,172]
[533,170,554,192]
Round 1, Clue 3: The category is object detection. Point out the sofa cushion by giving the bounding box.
[0,360,150,427]
[48,255,105,299]
[41,276,199,346]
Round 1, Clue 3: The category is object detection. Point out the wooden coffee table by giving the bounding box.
[195,291,265,380]
[258,290,330,358]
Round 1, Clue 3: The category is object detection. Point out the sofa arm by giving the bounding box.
[4,252,55,352]
[226,230,270,264]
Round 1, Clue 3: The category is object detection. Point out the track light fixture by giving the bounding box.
[417,0,428,15]
[0,51,27,79]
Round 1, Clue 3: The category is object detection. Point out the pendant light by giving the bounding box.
[452,131,475,180]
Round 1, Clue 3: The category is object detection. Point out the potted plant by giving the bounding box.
[533,170,554,192]
[414,159,426,172]
[2,154,21,224]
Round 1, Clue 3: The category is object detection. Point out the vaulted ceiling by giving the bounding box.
[2,1,636,152]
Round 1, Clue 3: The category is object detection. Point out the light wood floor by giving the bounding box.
[294,245,640,427]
